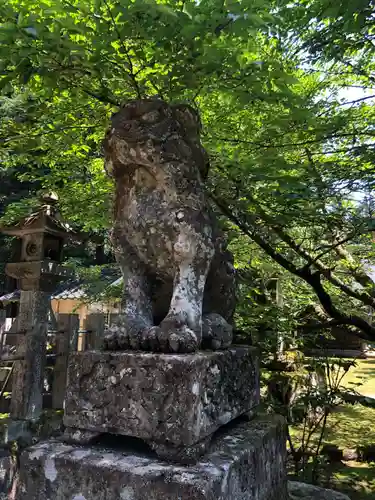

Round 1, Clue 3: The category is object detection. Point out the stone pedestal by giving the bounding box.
[19,415,287,500]
[63,348,259,461]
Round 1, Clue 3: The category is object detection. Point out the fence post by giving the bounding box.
[52,313,79,410]
[3,315,21,349]
[0,309,6,336]
[84,313,106,350]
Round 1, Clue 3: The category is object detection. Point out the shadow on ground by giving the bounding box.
[327,462,375,500]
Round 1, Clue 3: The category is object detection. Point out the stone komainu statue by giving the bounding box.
[103,99,235,353]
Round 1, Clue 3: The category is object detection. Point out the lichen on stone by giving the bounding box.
[102,98,236,353]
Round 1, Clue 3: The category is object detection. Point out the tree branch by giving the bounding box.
[268,223,375,308]
[332,240,375,293]
[212,194,375,341]
[213,163,375,308]
[102,0,142,99]
[313,232,365,261]
[211,131,375,150]
[0,125,102,145]
[81,88,120,106]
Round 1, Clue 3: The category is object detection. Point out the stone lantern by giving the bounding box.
[3,193,72,292]
[1,193,74,426]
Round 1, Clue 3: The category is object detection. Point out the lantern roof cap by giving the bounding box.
[0,192,76,239]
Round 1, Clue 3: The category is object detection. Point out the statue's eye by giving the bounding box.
[141,110,160,123]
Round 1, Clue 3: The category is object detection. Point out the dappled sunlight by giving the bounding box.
[331,462,375,500]
[289,360,375,499]
[325,405,375,449]
[343,360,375,397]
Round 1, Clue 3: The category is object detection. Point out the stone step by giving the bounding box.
[18,415,286,500]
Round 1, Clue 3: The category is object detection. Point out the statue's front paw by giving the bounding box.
[103,319,152,351]
[202,313,233,350]
[103,315,202,353]
[159,315,200,353]
[103,325,130,350]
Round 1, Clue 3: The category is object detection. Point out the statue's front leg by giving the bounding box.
[159,229,214,353]
[104,233,155,350]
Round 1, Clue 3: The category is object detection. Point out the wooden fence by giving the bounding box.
[0,312,114,413]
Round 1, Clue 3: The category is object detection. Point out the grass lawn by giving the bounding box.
[289,359,375,499]
[343,359,375,397]
[323,404,375,499]
[328,360,375,499]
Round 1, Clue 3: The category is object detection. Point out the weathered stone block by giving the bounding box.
[0,449,13,497]
[288,481,351,500]
[19,416,287,500]
[64,347,259,450]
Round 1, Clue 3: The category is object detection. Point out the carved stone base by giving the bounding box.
[64,347,259,452]
[148,434,212,464]
[18,416,287,500]
[62,426,213,465]
[61,427,101,446]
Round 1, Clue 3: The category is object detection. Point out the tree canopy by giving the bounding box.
[1,0,375,343]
